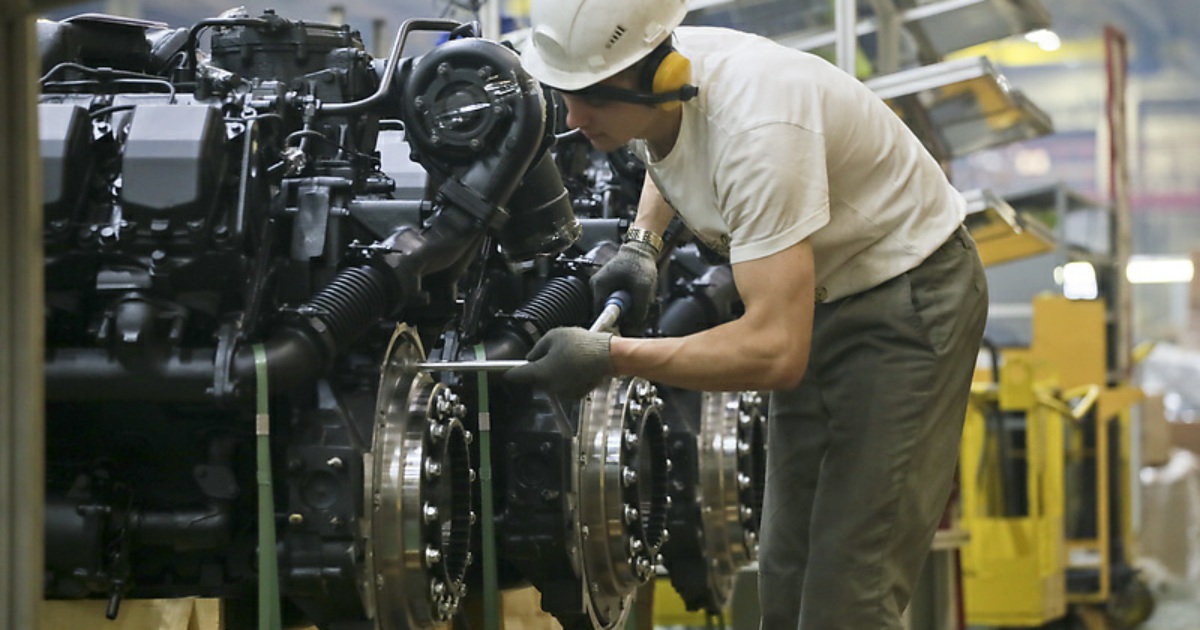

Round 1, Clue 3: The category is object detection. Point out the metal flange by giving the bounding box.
[576,377,671,629]
[363,325,475,629]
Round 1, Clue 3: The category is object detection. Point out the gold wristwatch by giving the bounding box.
[623,226,664,255]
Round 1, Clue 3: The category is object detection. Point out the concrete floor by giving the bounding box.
[1136,580,1200,630]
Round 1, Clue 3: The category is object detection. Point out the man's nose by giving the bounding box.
[562,96,590,129]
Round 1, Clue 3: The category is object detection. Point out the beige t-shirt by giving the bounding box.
[630,27,965,302]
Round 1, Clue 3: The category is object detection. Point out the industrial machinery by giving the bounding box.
[36,9,768,629]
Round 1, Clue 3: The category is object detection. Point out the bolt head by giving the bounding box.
[622,467,638,487]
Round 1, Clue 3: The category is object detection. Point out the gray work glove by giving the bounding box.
[591,241,658,333]
[505,327,614,399]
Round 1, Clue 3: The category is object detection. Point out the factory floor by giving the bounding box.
[1136,579,1200,630]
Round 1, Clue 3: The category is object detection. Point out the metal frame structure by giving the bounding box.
[1,2,45,629]
[776,0,1051,67]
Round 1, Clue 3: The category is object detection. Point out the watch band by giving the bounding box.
[624,226,664,254]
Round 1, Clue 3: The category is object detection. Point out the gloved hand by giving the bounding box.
[591,241,658,333]
[505,327,614,399]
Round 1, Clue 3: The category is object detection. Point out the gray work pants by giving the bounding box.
[756,226,987,629]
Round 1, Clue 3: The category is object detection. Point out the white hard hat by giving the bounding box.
[521,0,688,91]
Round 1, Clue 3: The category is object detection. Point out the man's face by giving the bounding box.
[558,74,657,153]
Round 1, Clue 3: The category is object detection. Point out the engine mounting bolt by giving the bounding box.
[581,525,589,539]
[623,431,639,449]
[661,422,669,437]
[326,456,343,469]
[465,551,473,566]
[739,413,752,426]
[429,423,446,440]
[624,505,639,524]
[431,580,445,596]
[630,539,644,554]
[590,583,599,594]
[425,546,442,565]
[665,496,672,508]
[661,530,669,543]
[737,440,750,456]
[738,473,752,490]
[469,510,477,525]
[288,513,304,525]
[628,402,643,416]
[622,467,638,487]
[740,506,754,522]
[469,469,477,482]
[437,62,451,75]
[665,458,673,472]
[464,431,473,445]
[425,458,442,479]
[329,516,341,527]
[423,502,439,523]
[454,404,466,418]
[469,138,483,151]
[414,96,424,109]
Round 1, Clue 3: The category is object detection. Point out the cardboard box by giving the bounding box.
[1187,248,1200,349]
[42,598,221,630]
[1141,393,1171,466]
[1169,420,1200,456]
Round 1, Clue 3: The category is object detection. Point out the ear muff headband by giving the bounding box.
[564,42,698,106]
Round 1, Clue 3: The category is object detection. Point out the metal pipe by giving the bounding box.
[318,18,461,115]
[835,0,858,75]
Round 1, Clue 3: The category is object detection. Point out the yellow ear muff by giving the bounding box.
[639,42,694,110]
[652,50,691,95]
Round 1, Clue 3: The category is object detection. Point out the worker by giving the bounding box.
[505,0,988,627]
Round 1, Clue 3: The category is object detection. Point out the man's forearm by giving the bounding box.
[634,174,676,236]
[609,316,808,392]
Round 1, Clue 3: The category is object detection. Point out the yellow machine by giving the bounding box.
[961,295,1153,629]
[960,347,1071,626]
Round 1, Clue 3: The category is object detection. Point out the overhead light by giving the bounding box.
[1024,29,1061,52]
[1057,262,1098,300]
[1127,257,1195,284]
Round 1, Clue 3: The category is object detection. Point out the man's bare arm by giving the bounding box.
[609,239,815,391]
[633,175,676,236]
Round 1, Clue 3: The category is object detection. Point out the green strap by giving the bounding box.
[253,344,282,630]
[475,344,500,630]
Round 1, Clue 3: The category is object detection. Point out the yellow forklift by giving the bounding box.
[960,183,1155,630]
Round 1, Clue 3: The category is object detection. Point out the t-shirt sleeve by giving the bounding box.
[714,122,830,264]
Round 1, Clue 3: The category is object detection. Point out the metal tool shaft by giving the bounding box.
[413,360,527,372]
[415,291,630,372]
